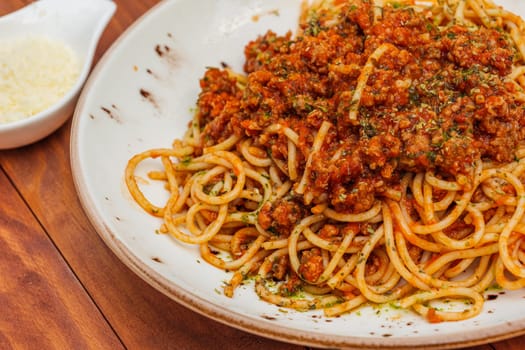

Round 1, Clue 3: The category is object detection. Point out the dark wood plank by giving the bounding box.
[492,336,525,350]
[0,167,123,349]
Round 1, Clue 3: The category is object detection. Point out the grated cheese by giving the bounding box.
[0,35,80,124]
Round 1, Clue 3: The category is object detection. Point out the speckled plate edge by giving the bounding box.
[70,0,525,348]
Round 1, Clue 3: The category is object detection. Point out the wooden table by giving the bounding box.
[0,1,523,349]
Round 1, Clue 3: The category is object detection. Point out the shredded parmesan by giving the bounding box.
[0,35,80,124]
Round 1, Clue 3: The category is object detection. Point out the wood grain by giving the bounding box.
[0,167,123,349]
[0,1,524,349]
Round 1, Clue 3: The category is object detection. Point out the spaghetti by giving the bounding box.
[126,0,525,322]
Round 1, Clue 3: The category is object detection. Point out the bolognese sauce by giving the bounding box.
[196,1,525,215]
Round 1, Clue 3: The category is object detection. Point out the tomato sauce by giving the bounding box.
[195,1,525,214]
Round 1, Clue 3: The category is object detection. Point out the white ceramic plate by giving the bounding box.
[70,1,525,348]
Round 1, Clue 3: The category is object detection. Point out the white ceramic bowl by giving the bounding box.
[70,0,525,349]
[0,0,115,149]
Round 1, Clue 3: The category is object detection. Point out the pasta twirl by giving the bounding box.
[126,0,525,322]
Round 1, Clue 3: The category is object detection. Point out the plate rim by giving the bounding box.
[69,0,525,348]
